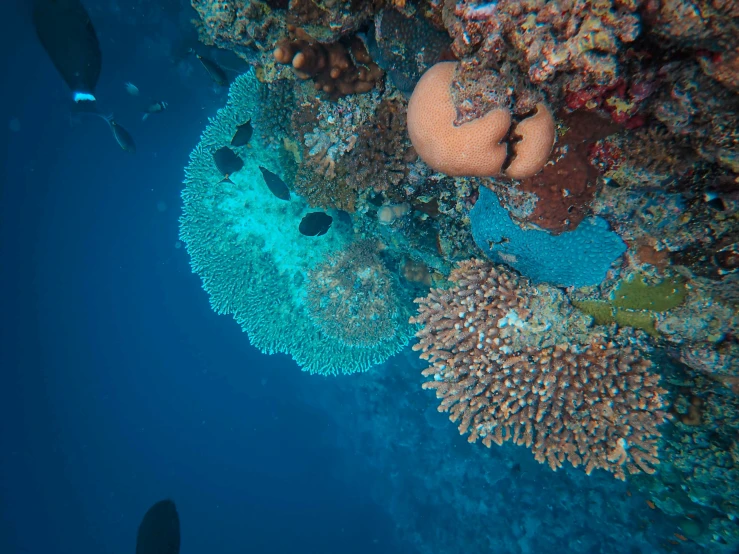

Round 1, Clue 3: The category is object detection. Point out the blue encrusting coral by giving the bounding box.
[470,186,627,288]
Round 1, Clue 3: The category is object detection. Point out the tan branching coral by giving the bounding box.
[407,62,511,177]
[411,259,670,480]
[505,103,556,179]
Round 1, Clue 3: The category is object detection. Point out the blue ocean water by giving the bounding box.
[0,2,715,554]
[1,2,409,553]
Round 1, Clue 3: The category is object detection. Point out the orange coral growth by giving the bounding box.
[411,259,670,480]
[506,103,556,179]
[274,29,382,97]
[408,63,556,178]
[407,62,511,177]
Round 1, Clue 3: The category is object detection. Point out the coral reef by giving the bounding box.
[366,8,452,94]
[407,62,557,179]
[285,0,383,43]
[306,239,412,349]
[411,259,670,480]
[408,62,511,177]
[180,3,739,549]
[636,355,739,551]
[427,0,739,171]
[179,71,409,375]
[291,90,380,211]
[433,0,645,99]
[191,0,287,56]
[652,61,739,173]
[470,186,626,288]
[274,29,383,97]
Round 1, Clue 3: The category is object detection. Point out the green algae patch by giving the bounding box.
[571,299,615,325]
[610,274,687,312]
[614,309,659,338]
[573,273,687,337]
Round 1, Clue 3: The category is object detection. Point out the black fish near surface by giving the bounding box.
[299,212,333,236]
[213,147,243,176]
[136,499,180,554]
[258,166,291,201]
[33,0,101,104]
[231,120,253,147]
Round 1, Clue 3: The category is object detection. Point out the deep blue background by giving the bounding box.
[1,2,410,553]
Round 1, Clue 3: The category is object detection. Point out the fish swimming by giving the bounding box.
[33,0,102,105]
[142,101,168,121]
[231,120,253,147]
[125,82,140,96]
[136,499,180,554]
[98,114,136,153]
[258,166,291,201]
[191,50,228,86]
[213,147,243,175]
[299,212,333,236]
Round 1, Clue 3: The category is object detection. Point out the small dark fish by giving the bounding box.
[191,50,228,86]
[299,212,333,236]
[213,146,243,175]
[231,120,253,147]
[33,0,102,105]
[136,499,180,554]
[704,192,726,211]
[99,114,135,153]
[258,166,291,201]
[142,101,168,121]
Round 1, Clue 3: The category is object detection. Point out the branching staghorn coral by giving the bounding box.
[411,259,670,480]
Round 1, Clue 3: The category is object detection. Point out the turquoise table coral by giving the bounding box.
[470,186,626,288]
[179,71,413,375]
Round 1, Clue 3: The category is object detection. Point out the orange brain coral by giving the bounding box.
[407,62,511,177]
[506,103,556,179]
